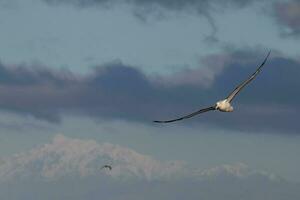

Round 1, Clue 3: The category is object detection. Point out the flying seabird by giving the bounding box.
[153,51,271,123]
[101,165,112,170]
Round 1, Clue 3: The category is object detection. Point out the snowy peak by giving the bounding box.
[0,135,280,183]
[0,135,185,181]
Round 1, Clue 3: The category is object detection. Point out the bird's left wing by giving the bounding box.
[226,51,271,103]
[153,106,216,123]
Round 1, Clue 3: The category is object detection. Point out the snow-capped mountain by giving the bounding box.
[0,134,185,181]
[0,134,280,183]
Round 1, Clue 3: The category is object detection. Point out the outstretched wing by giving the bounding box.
[226,51,271,103]
[153,106,216,123]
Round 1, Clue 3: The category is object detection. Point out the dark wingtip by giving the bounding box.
[259,50,271,67]
[265,50,271,62]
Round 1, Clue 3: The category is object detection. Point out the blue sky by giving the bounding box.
[0,0,300,199]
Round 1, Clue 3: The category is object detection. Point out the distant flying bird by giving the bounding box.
[154,51,271,123]
[101,165,112,170]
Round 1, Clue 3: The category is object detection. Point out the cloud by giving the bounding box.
[0,48,299,133]
[43,0,259,13]
[0,134,299,200]
[273,1,300,37]
[42,0,263,41]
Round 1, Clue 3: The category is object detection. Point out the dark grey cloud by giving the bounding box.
[273,0,300,37]
[0,49,299,133]
[43,0,259,11]
[43,0,261,42]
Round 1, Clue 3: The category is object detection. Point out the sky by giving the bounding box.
[0,0,300,199]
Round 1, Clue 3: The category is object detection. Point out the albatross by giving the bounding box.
[154,51,271,123]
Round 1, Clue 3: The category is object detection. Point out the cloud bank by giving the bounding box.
[0,134,299,200]
[0,49,299,133]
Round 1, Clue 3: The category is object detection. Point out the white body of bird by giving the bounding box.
[215,99,233,112]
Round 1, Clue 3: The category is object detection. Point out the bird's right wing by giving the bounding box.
[153,106,216,123]
[226,51,271,103]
